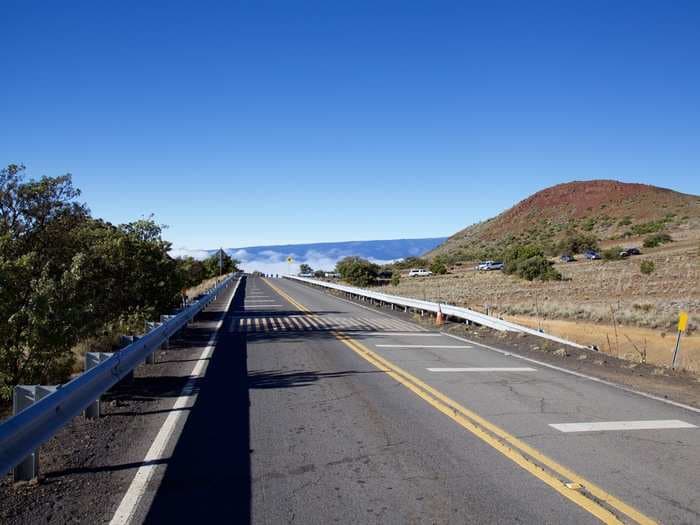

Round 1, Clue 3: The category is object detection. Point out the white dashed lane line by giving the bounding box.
[549,420,698,433]
[427,367,537,372]
[375,344,472,349]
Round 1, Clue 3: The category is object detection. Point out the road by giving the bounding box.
[133,275,699,524]
[6,275,698,524]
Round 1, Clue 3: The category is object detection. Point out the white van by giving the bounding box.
[408,268,432,277]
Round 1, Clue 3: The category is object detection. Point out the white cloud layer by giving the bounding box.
[169,246,393,276]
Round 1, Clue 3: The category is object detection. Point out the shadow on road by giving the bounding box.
[144,278,251,524]
[248,369,382,389]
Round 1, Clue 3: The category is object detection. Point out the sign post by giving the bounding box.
[287,256,293,276]
[671,310,688,369]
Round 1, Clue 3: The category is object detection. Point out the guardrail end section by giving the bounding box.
[12,385,58,482]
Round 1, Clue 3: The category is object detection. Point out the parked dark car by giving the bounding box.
[560,254,575,263]
[619,247,641,257]
[584,250,601,260]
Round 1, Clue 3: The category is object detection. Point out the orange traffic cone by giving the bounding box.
[436,305,444,326]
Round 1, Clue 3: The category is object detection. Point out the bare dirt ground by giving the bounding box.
[373,235,700,371]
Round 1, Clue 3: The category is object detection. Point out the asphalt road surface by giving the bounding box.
[128,275,698,524]
[8,275,697,524]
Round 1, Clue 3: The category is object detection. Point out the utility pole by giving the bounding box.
[219,248,223,278]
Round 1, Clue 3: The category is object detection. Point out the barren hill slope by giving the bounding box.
[428,180,700,261]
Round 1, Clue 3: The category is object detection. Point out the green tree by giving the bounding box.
[203,249,239,278]
[390,271,401,286]
[430,259,448,275]
[557,232,598,255]
[335,256,379,287]
[299,263,313,274]
[502,244,561,281]
[0,165,218,401]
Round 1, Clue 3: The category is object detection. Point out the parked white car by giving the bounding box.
[408,268,432,277]
[476,261,504,271]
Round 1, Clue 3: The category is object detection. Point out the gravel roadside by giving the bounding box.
[0,283,239,525]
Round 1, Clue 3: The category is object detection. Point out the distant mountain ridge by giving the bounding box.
[428,180,700,260]
[171,237,447,272]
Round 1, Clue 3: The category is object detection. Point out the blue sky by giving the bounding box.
[2,1,699,250]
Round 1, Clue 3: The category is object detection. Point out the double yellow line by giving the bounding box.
[262,278,656,525]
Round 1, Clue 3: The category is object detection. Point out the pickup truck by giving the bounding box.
[477,261,504,271]
[408,268,432,277]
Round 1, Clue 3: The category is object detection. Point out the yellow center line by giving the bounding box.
[261,278,657,525]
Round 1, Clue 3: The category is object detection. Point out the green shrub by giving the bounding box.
[557,232,599,255]
[515,256,562,281]
[617,216,632,227]
[502,244,561,281]
[640,260,655,275]
[390,272,400,286]
[629,220,670,236]
[581,218,597,231]
[430,257,448,275]
[393,256,429,270]
[503,244,544,274]
[643,233,672,248]
[602,246,624,261]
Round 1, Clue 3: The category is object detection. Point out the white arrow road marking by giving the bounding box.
[549,420,698,433]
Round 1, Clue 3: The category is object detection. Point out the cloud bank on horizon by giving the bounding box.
[170,237,446,275]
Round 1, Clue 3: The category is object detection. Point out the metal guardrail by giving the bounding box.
[0,274,239,479]
[285,275,588,350]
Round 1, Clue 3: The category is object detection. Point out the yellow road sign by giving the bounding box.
[287,256,293,263]
[678,311,688,332]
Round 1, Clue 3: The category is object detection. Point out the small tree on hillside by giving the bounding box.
[203,250,239,277]
[335,256,379,287]
[430,258,448,275]
[299,263,313,274]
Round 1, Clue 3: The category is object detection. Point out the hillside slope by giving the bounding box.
[428,180,700,261]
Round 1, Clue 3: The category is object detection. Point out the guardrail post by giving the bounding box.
[84,353,114,418]
[160,315,173,348]
[144,322,160,364]
[118,336,137,383]
[13,385,57,481]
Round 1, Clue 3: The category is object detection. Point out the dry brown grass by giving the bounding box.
[185,274,230,300]
[374,237,700,370]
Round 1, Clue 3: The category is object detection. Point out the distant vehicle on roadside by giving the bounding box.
[620,247,641,257]
[299,272,314,277]
[408,268,432,277]
[584,250,601,260]
[559,254,575,263]
[324,272,340,278]
[477,261,504,271]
